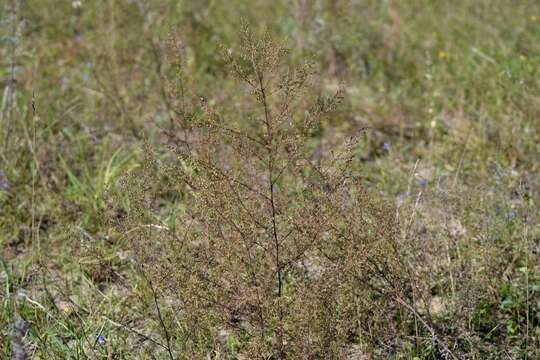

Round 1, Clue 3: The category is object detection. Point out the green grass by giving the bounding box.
[1,0,539,358]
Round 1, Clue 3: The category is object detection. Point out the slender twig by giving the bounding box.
[102,315,171,351]
[254,60,287,358]
[393,295,459,360]
[141,272,175,360]
[517,181,530,358]
[4,0,19,149]
[452,124,472,189]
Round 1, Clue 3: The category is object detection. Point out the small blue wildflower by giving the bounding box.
[0,170,8,191]
[224,164,232,172]
[506,210,518,221]
[383,142,390,152]
[418,178,428,187]
[97,335,106,346]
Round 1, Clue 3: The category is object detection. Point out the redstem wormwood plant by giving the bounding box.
[116,26,454,359]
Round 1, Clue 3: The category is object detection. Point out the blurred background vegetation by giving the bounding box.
[1,0,539,358]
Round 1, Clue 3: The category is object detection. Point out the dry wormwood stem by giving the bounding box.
[4,0,20,149]
[119,25,425,358]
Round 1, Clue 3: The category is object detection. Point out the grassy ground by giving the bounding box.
[1,0,539,358]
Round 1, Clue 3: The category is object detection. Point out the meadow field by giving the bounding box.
[1,1,539,358]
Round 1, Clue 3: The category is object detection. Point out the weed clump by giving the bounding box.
[117,27,435,358]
